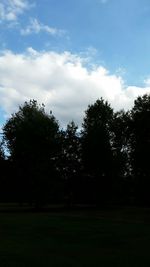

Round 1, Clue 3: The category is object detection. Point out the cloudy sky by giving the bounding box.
[1,0,150,127]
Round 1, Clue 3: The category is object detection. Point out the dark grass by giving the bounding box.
[1,206,150,266]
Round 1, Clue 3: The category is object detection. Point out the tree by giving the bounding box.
[0,141,7,202]
[111,110,132,203]
[3,100,60,206]
[59,121,82,206]
[130,94,150,205]
[82,98,114,205]
[0,141,5,162]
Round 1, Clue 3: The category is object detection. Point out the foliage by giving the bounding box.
[3,100,59,160]
[3,100,60,206]
[82,98,113,171]
[59,121,82,205]
[130,94,150,204]
[111,110,133,203]
[82,98,114,204]
[1,95,150,207]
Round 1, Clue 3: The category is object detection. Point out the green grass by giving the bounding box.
[0,207,150,266]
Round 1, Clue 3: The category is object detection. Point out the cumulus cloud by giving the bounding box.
[0,48,150,126]
[0,0,31,22]
[20,18,65,36]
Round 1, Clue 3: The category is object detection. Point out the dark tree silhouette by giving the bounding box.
[82,98,114,206]
[2,94,150,208]
[111,110,133,203]
[0,141,5,162]
[130,94,150,205]
[59,121,82,206]
[3,100,60,207]
[0,141,7,201]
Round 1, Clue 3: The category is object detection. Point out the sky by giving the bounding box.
[1,0,150,127]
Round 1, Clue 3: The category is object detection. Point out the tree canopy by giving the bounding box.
[3,100,60,206]
[1,95,150,207]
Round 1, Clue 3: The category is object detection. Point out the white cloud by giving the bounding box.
[20,18,65,36]
[0,48,150,126]
[0,0,31,22]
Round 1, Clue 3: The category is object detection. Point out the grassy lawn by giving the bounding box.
[0,207,150,266]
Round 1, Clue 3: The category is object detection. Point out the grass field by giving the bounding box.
[0,206,150,266]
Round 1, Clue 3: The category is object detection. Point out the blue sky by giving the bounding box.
[0,0,150,126]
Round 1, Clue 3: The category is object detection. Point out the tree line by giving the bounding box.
[0,94,150,208]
